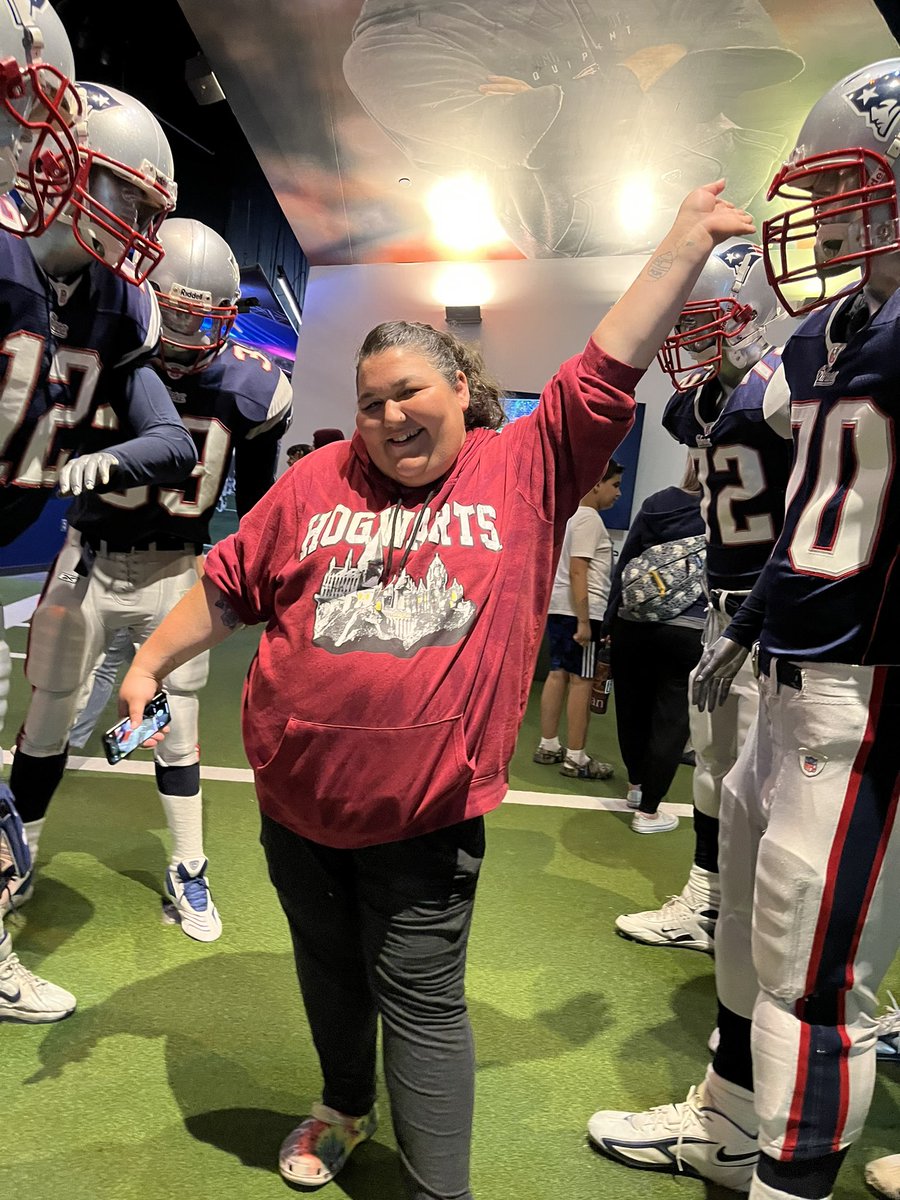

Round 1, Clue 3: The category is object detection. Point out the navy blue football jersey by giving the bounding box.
[662,348,792,591]
[71,342,293,546]
[729,292,900,664]
[0,229,160,491]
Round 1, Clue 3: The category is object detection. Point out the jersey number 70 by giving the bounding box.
[787,396,893,579]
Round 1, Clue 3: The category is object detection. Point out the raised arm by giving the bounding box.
[591,180,755,369]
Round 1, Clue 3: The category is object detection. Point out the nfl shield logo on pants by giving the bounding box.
[799,749,827,777]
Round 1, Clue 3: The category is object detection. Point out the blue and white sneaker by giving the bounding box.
[0,931,75,1023]
[164,858,222,943]
[588,1073,758,1192]
[0,866,34,916]
[876,993,900,1062]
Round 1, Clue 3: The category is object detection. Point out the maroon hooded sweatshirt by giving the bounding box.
[204,337,639,848]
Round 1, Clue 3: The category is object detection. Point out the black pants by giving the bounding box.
[610,616,703,813]
[260,813,485,1200]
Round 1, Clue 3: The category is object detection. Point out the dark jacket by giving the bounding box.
[604,485,705,629]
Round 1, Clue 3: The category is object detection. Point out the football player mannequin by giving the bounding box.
[0,0,82,237]
[614,239,792,951]
[589,60,900,1200]
[0,8,100,1025]
[7,218,292,943]
[0,79,195,548]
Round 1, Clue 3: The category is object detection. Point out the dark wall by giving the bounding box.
[54,0,307,310]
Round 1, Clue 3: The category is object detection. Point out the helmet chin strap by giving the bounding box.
[723,330,768,372]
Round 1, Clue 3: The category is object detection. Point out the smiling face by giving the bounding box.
[356,347,470,486]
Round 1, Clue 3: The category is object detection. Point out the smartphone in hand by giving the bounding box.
[101,691,171,765]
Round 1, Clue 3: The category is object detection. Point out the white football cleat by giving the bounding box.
[164,857,222,943]
[875,992,900,1061]
[588,1072,758,1192]
[0,931,75,1023]
[615,890,716,952]
[865,1154,900,1199]
[0,867,34,915]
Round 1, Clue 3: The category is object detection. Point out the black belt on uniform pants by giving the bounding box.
[79,532,204,555]
[756,647,802,690]
[708,588,748,617]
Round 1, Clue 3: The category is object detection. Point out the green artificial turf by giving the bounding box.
[2,584,898,1199]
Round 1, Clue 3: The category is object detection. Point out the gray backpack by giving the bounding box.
[620,535,706,622]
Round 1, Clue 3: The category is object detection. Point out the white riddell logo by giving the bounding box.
[172,284,209,303]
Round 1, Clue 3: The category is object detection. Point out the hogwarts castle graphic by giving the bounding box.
[313,522,477,657]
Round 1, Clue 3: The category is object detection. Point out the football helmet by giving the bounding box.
[764,59,900,315]
[149,218,240,375]
[63,82,177,283]
[0,0,82,235]
[658,239,780,391]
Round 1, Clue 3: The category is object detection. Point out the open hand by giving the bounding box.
[691,635,749,712]
[674,180,756,252]
[58,451,119,496]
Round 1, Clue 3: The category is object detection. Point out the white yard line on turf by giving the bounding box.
[59,753,694,814]
[3,593,39,628]
[4,588,695,817]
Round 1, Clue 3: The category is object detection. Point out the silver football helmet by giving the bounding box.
[0,0,81,235]
[149,218,240,375]
[658,240,780,391]
[764,59,900,315]
[61,82,177,283]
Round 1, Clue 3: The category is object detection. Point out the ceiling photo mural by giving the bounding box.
[178,0,898,266]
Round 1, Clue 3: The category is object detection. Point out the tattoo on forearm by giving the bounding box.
[215,593,244,631]
[647,250,674,280]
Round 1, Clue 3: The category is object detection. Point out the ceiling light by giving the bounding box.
[426,174,507,253]
[432,263,494,308]
[617,174,657,236]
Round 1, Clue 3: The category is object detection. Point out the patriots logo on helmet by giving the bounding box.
[719,241,762,291]
[844,70,900,143]
[81,84,120,113]
[719,242,762,275]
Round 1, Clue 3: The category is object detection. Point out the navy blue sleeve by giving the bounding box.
[233,421,287,519]
[724,562,769,649]
[603,506,657,629]
[101,366,197,488]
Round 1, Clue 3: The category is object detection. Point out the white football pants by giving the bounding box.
[688,602,760,820]
[21,527,208,766]
[716,660,900,1162]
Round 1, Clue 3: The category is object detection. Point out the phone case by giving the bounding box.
[101,693,170,765]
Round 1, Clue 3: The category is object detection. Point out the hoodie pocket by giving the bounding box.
[255,713,474,843]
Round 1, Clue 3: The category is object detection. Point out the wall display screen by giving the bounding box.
[501,391,643,531]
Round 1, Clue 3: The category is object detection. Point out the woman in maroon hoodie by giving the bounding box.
[120,181,754,1199]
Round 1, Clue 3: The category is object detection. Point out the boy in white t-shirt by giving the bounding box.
[534,459,624,779]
